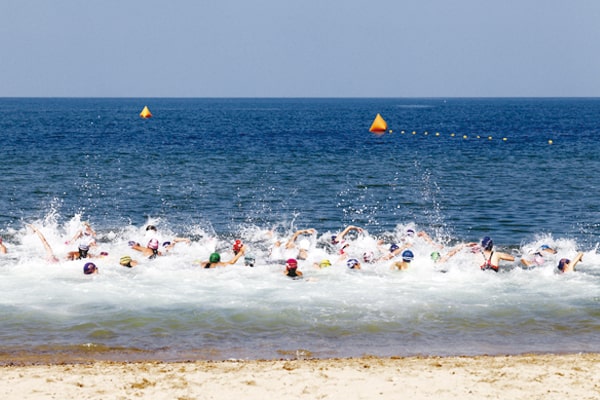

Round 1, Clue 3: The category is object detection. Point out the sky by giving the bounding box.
[1,0,599,97]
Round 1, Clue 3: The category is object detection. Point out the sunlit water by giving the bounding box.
[1,98,599,361]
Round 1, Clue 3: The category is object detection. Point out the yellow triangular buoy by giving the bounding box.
[140,106,152,119]
[369,113,387,134]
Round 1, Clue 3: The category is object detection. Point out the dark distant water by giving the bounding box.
[1,98,599,362]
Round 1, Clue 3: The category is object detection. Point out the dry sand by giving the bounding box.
[1,353,599,399]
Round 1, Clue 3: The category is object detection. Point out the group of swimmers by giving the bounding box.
[0,222,585,277]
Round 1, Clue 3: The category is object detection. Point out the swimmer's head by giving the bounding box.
[389,243,400,253]
[430,251,441,262]
[209,253,221,263]
[298,239,310,251]
[481,236,493,251]
[120,255,133,267]
[402,250,414,262]
[331,235,338,245]
[406,229,415,237]
[244,255,255,267]
[363,251,375,263]
[346,258,360,269]
[147,238,159,250]
[78,243,89,251]
[146,225,157,232]
[286,258,298,270]
[533,253,545,265]
[233,239,244,254]
[319,259,331,268]
[557,258,569,272]
[83,262,97,275]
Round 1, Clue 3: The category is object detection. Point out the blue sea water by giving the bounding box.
[0,97,599,363]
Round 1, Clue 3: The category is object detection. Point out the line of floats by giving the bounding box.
[139,106,555,144]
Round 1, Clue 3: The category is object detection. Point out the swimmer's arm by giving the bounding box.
[227,246,246,264]
[499,252,515,262]
[569,252,584,271]
[338,225,362,240]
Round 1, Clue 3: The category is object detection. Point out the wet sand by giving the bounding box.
[1,353,599,399]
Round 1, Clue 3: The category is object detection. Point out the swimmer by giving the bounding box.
[143,224,191,252]
[392,249,414,270]
[346,258,361,270]
[119,255,139,268]
[27,225,59,263]
[520,244,557,268]
[244,254,256,267]
[557,252,584,273]
[285,228,316,260]
[83,262,98,275]
[284,258,303,279]
[478,236,515,272]
[0,237,7,254]
[67,221,97,247]
[379,242,408,261]
[200,247,245,269]
[314,259,332,269]
[131,238,162,259]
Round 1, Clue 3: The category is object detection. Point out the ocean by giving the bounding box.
[0,97,599,363]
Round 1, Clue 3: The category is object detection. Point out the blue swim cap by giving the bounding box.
[83,262,97,275]
[557,258,569,271]
[347,258,360,269]
[481,236,493,250]
[78,243,89,251]
[390,243,399,252]
[402,250,414,262]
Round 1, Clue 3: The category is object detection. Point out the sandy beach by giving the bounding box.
[1,353,598,399]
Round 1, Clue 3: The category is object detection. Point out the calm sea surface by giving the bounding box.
[0,98,599,362]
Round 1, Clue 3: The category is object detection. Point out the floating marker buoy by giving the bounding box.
[548,139,553,145]
[140,106,152,119]
[488,136,493,140]
[502,138,507,141]
[369,113,387,134]
[388,129,393,134]
[477,135,481,139]
[463,135,468,139]
[451,133,455,137]
[412,131,417,135]
[435,132,440,136]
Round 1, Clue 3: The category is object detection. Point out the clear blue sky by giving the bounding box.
[1,0,599,97]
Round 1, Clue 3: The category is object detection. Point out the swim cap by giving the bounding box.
[78,243,90,251]
[128,240,137,247]
[209,253,221,263]
[363,251,375,263]
[162,241,171,247]
[299,239,310,251]
[331,235,338,244]
[244,255,255,267]
[402,250,414,262]
[557,258,569,271]
[120,256,132,267]
[406,229,415,237]
[147,238,159,250]
[286,258,298,269]
[233,239,243,253]
[319,259,331,268]
[430,251,441,262]
[146,225,157,232]
[83,262,97,275]
[540,244,550,250]
[481,236,493,251]
[347,258,360,269]
[533,253,545,265]
[390,243,399,252]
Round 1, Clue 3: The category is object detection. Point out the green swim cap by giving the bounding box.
[430,251,441,261]
[209,252,221,263]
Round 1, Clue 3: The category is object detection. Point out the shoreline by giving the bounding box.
[1,353,598,399]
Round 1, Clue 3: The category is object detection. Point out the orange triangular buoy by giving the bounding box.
[369,113,387,134]
[140,106,152,119]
